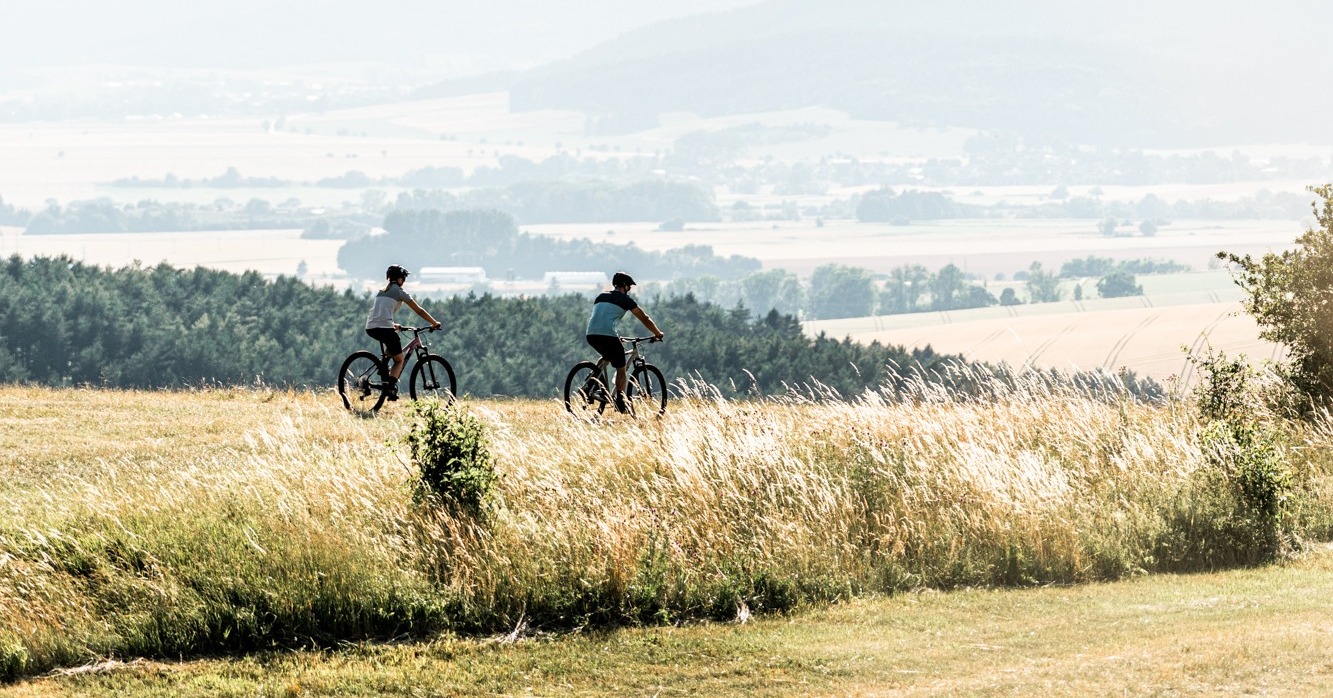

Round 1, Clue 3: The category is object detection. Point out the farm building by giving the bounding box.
[419,266,487,284]
[543,271,608,289]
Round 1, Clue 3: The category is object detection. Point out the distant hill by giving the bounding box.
[431,0,1332,149]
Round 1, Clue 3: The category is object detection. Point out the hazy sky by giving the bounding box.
[3,0,1328,147]
[5,0,1326,84]
[3,1,767,75]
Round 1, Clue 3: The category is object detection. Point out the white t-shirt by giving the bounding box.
[365,284,412,329]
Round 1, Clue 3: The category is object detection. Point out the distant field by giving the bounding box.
[0,91,1320,212]
[527,218,1302,278]
[0,93,576,208]
[0,226,348,285]
[803,267,1290,388]
[807,299,1279,389]
[0,94,977,209]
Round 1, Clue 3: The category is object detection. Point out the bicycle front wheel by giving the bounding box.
[628,363,668,416]
[564,361,609,416]
[338,350,388,414]
[409,355,457,403]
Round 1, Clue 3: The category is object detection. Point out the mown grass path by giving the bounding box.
[7,545,1332,697]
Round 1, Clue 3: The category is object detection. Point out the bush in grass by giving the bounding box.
[0,638,28,682]
[1202,418,1294,558]
[1177,348,1298,565]
[405,400,497,515]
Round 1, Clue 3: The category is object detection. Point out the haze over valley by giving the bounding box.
[1,0,1328,383]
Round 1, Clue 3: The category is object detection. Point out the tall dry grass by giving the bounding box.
[1,373,1330,680]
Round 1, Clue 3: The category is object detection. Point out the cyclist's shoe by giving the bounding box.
[386,382,400,401]
[614,394,630,414]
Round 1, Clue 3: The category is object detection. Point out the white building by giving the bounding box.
[419,266,488,284]
[543,271,608,288]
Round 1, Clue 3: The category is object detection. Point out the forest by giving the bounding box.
[0,255,989,398]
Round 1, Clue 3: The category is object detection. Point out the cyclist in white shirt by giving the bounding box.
[365,264,441,399]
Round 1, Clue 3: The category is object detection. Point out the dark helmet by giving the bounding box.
[386,264,411,280]
[612,271,636,287]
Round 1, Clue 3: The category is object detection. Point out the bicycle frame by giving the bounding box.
[340,325,455,413]
[593,336,651,373]
[591,337,655,396]
[380,326,431,364]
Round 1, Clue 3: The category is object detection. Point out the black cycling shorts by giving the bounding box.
[366,327,403,357]
[586,334,626,368]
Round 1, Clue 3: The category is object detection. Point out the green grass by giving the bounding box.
[9,545,1333,697]
[2,380,1331,688]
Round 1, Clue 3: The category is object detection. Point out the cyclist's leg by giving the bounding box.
[386,351,407,379]
[367,328,405,396]
[587,335,630,411]
[612,365,631,412]
[613,365,628,395]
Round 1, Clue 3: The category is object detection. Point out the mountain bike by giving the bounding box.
[338,326,456,414]
[564,336,667,418]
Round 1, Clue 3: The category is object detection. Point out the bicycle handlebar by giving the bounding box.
[619,336,662,344]
[397,325,439,333]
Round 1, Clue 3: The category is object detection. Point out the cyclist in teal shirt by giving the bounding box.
[586,271,664,412]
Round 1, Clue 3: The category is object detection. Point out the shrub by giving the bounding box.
[405,401,497,515]
[0,639,28,682]
[1218,183,1333,412]
[1197,418,1294,562]
[1186,348,1297,563]
[1191,348,1258,423]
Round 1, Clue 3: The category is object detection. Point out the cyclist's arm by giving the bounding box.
[405,298,442,330]
[631,307,664,339]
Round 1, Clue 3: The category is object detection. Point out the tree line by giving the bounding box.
[6,172,718,235]
[336,209,759,282]
[643,258,1168,321]
[0,255,975,399]
[649,263,1005,319]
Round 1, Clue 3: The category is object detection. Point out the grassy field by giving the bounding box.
[8,546,1333,696]
[2,380,1332,692]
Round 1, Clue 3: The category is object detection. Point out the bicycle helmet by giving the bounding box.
[612,271,636,287]
[386,264,411,280]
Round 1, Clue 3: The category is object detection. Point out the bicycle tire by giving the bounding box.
[338,350,389,414]
[409,354,457,404]
[564,361,609,416]
[628,363,668,416]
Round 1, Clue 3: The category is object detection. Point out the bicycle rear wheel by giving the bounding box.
[628,363,668,417]
[564,361,609,416]
[338,350,388,414]
[409,354,457,404]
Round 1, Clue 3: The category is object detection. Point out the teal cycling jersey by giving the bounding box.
[585,290,638,336]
